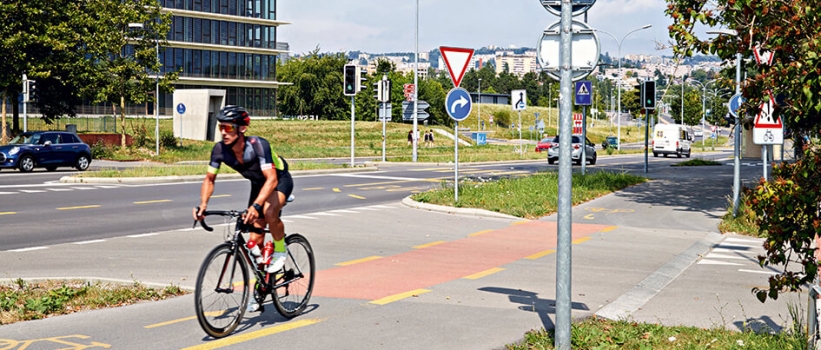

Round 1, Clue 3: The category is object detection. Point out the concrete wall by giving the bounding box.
[172,89,225,142]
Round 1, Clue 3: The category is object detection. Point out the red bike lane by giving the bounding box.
[312,221,612,301]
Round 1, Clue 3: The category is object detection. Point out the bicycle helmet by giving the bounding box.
[216,105,250,126]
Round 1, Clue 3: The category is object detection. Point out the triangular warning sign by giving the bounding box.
[440,46,474,88]
[576,83,590,95]
[753,92,782,128]
[754,43,774,66]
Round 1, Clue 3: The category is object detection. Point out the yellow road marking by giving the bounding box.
[463,267,505,280]
[468,229,494,237]
[0,212,16,215]
[413,241,446,249]
[572,237,592,244]
[526,249,556,260]
[332,188,341,192]
[302,187,323,190]
[0,334,111,349]
[180,318,322,350]
[211,194,231,198]
[512,220,530,226]
[370,289,431,305]
[348,194,366,200]
[335,255,383,266]
[133,199,172,204]
[583,214,595,220]
[145,311,225,329]
[57,205,100,210]
[600,226,617,232]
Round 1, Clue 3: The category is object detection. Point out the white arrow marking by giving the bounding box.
[451,96,468,113]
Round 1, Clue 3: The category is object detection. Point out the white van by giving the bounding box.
[652,124,692,158]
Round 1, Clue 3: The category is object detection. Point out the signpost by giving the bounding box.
[574,80,592,174]
[440,46,474,203]
[402,100,430,121]
[537,20,600,81]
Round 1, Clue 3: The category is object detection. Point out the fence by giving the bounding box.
[23,116,119,133]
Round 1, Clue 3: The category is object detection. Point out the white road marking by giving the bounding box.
[704,253,748,260]
[127,233,159,238]
[47,188,73,192]
[738,269,779,275]
[285,215,318,220]
[8,246,48,252]
[19,190,46,193]
[0,192,17,195]
[331,173,424,181]
[697,259,743,266]
[73,239,107,245]
[329,210,359,214]
[724,237,762,244]
[310,212,340,216]
[71,187,96,190]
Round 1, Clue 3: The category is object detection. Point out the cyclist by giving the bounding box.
[193,105,293,310]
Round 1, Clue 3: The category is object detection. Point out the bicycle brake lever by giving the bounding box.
[199,219,214,232]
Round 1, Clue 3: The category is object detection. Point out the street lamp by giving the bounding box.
[478,78,482,130]
[688,79,718,146]
[706,29,742,217]
[128,22,161,156]
[596,24,652,150]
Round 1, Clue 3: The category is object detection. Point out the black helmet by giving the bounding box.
[217,105,250,126]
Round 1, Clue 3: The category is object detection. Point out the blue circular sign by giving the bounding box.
[728,94,745,118]
[445,87,472,122]
[176,103,186,114]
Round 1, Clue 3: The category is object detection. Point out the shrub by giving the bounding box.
[160,131,177,149]
[493,110,511,128]
[90,140,113,159]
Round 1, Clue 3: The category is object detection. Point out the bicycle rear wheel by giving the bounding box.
[194,243,249,338]
[272,234,315,318]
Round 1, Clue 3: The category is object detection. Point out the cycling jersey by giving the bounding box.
[207,136,287,185]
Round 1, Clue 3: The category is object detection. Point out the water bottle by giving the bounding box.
[261,242,274,266]
[246,241,262,264]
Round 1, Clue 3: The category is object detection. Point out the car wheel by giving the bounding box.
[45,166,57,172]
[653,153,658,157]
[548,159,555,165]
[574,158,581,165]
[677,152,682,158]
[76,155,90,171]
[686,150,691,158]
[18,155,35,172]
[590,153,597,165]
[663,154,668,158]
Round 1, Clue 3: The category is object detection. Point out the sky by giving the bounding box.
[277,0,675,58]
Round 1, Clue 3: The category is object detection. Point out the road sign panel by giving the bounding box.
[540,0,596,17]
[728,93,745,118]
[511,89,527,111]
[572,113,583,134]
[440,46,474,88]
[176,103,186,114]
[754,43,774,66]
[537,20,600,82]
[575,81,592,105]
[445,88,472,122]
[753,92,783,145]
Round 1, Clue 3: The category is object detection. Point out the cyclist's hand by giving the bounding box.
[243,206,259,224]
[193,205,206,221]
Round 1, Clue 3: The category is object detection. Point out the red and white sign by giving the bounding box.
[752,91,783,145]
[403,83,415,102]
[572,113,583,134]
[710,126,717,132]
[439,46,474,88]
[754,43,774,66]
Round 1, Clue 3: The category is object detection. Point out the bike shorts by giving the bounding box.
[248,169,294,218]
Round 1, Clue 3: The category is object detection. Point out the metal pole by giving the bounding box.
[555,0,573,347]
[733,52,741,217]
[681,79,684,126]
[412,0,419,162]
[762,145,768,181]
[382,80,387,163]
[350,96,355,167]
[617,48,622,150]
[702,86,706,147]
[581,106,587,175]
[645,108,650,173]
[478,79,481,131]
[454,121,459,202]
[155,39,160,156]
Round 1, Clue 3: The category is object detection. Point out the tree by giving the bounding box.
[666,0,821,301]
[276,50,349,120]
[86,0,175,147]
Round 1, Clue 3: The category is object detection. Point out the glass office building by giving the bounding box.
[155,0,288,117]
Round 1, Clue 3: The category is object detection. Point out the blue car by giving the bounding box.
[0,131,92,172]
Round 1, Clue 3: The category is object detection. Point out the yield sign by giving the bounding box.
[440,46,474,88]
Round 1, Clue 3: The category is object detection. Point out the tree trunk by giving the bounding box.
[120,95,126,148]
[1,91,7,143]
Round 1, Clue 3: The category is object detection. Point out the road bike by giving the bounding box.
[192,206,315,338]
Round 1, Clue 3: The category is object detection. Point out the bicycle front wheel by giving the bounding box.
[273,234,315,318]
[194,243,249,338]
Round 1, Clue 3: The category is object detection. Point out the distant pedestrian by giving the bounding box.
[481,120,485,130]
[408,130,413,146]
[429,130,435,147]
[423,130,431,147]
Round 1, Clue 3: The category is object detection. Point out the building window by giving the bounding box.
[193,50,202,76]
[201,19,210,44]
[185,17,193,42]
[193,18,202,43]
[202,51,211,76]
[228,22,236,45]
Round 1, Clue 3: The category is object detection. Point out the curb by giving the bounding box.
[60,165,379,184]
[400,196,522,220]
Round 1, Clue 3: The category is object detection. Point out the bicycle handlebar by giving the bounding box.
[192,208,246,232]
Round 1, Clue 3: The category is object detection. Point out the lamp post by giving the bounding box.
[478,78,482,130]
[128,22,160,156]
[689,79,717,146]
[596,24,652,151]
[707,29,742,217]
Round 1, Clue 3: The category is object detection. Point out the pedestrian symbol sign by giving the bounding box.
[575,80,592,105]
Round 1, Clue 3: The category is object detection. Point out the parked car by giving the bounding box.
[602,136,619,149]
[534,137,554,153]
[652,124,692,158]
[547,135,597,165]
[0,131,92,172]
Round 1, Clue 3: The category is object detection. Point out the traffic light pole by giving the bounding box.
[645,108,650,173]
[350,96,355,167]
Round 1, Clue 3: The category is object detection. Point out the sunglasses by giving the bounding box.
[218,124,238,133]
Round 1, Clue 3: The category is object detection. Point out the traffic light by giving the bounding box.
[373,81,384,102]
[343,65,356,96]
[642,80,656,110]
[382,79,391,102]
[357,68,367,93]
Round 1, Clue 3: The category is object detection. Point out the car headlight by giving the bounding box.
[8,147,19,155]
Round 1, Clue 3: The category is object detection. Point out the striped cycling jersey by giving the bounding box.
[207,136,285,185]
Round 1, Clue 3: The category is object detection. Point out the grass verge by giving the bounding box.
[672,159,723,167]
[0,279,186,325]
[76,161,347,178]
[506,317,805,349]
[412,171,646,219]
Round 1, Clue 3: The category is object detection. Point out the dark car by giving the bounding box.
[546,135,597,165]
[534,137,554,153]
[0,131,92,172]
[603,136,619,149]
